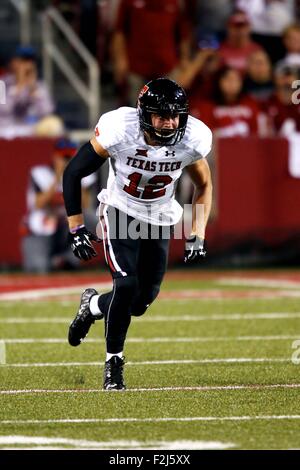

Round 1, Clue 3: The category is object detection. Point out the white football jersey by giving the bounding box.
[95,107,212,225]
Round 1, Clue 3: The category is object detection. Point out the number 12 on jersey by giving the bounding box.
[123,172,172,200]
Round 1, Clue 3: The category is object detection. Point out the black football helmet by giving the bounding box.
[137,78,189,145]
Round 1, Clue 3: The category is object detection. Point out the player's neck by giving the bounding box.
[144,132,162,147]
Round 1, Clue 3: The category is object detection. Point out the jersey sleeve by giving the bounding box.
[185,116,213,164]
[94,109,125,153]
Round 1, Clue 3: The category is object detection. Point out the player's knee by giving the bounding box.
[131,283,160,317]
[148,283,160,303]
[131,303,149,317]
[115,275,139,301]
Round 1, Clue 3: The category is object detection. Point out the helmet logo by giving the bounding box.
[138,85,149,98]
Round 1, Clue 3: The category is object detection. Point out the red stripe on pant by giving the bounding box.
[100,212,117,273]
[105,241,117,273]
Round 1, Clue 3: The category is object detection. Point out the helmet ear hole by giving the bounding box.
[138,78,188,145]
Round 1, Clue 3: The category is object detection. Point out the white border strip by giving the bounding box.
[1,383,300,395]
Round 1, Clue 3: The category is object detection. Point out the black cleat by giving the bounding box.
[103,356,126,390]
[68,288,103,346]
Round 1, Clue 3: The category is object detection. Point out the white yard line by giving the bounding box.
[217,277,300,289]
[2,334,299,344]
[0,283,111,301]
[0,358,291,367]
[1,312,300,323]
[1,415,300,425]
[1,384,300,395]
[0,340,5,365]
[137,313,300,321]
[0,318,70,323]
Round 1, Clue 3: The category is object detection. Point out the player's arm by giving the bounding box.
[62,137,109,260]
[184,158,212,262]
[63,137,109,229]
[186,158,212,238]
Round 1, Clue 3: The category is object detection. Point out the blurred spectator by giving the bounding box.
[175,41,221,102]
[21,138,97,273]
[276,24,300,77]
[219,10,263,73]
[261,59,300,177]
[236,0,294,35]
[97,0,121,83]
[263,64,300,134]
[244,50,274,101]
[192,0,234,37]
[111,0,191,105]
[236,0,294,63]
[0,46,56,138]
[34,115,65,137]
[191,66,260,137]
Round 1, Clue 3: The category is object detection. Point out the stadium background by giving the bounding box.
[0,0,300,452]
[1,0,300,268]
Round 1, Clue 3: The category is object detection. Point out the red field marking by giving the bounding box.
[0,273,111,294]
[165,270,300,282]
[0,270,300,299]
[4,289,300,302]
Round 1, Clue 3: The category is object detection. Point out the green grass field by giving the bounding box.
[1,273,300,450]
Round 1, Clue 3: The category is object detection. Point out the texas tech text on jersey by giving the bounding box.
[94,106,212,226]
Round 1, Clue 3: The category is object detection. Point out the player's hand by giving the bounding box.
[68,225,100,261]
[184,235,206,263]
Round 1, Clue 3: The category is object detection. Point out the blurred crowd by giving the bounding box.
[21,137,98,272]
[0,45,64,139]
[1,0,300,271]
[103,0,300,139]
[0,0,300,139]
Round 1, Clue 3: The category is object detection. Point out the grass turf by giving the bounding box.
[0,275,300,449]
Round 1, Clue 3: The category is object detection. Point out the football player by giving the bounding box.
[63,78,212,390]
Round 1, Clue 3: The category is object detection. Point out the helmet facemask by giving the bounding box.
[137,78,189,146]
